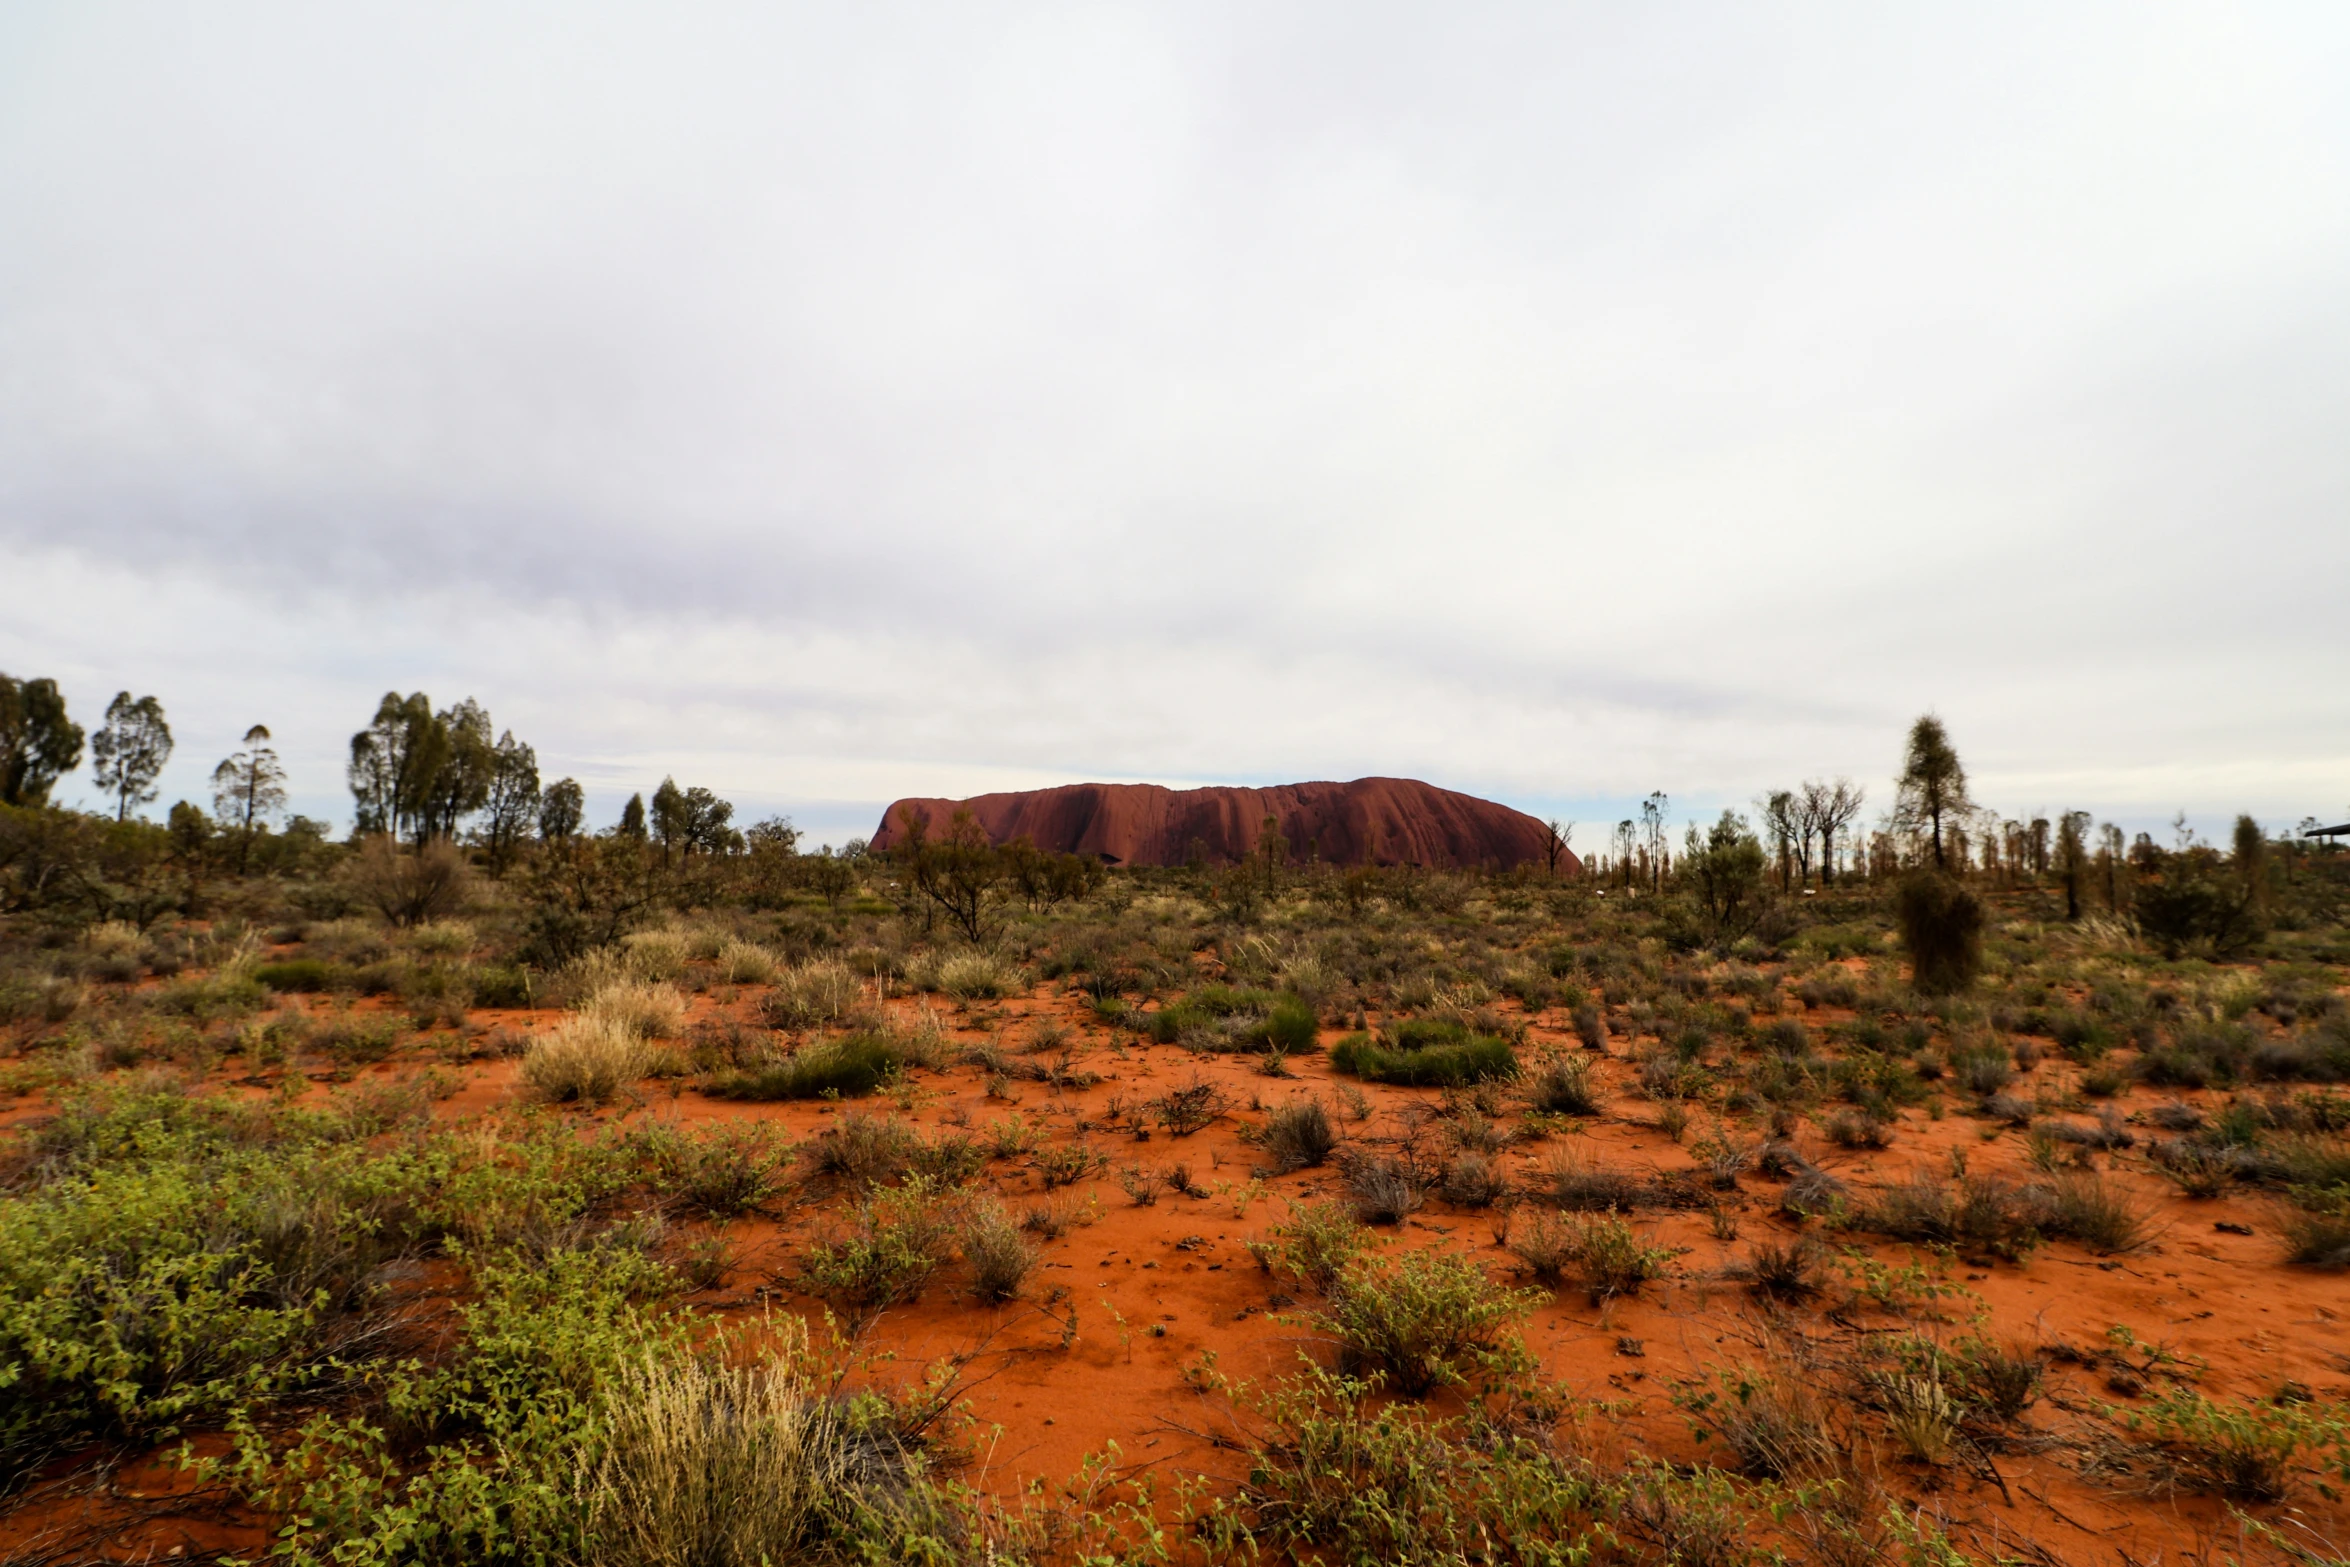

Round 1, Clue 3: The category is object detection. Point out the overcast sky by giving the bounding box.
[3,3,2346,849]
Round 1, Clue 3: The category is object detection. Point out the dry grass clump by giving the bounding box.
[718,938,780,985]
[582,979,690,1041]
[583,1347,879,1566]
[621,926,692,981]
[763,960,861,1030]
[959,1199,1039,1302]
[1259,1098,1338,1173]
[906,949,1020,1001]
[520,1013,655,1104]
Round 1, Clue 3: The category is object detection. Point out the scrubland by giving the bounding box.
[1,826,2348,1565]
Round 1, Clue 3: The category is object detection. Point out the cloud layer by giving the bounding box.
[3,4,2346,845]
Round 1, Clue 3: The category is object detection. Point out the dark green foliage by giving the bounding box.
[1894,870,1983,994]
[701,1032,910,1101]
[0,673,84,807]
[254,958,344,993]
[466,962,535,1010]
[1332,1026,1518,1087]
[1526,1054,1601,1115]
[2135,1024,2256,1089]
[1322,1250,1540,1397]
[1141,986,1318,1054]
[2135,860,2265,958]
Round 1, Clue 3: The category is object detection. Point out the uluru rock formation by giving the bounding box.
[870,778,1579,873]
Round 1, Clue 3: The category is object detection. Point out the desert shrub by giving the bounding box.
[2281,1205,2350,1269]
[582,979,688,1041]
[348,834,471,928]
[1198,1362,1620,1565]
[1822,1108,1893,1149]
[1526,1054,1600,1116]
[959,1199,1038,1302]
[715,938,780,985]
[1332,1025,1518,1088]
[1439,1151,1507,1208]
[1261,1098,1338,1173]
[1322,1250,1540,1397]
[1250,1200,1369,1294]
[1572,1004,1608,1051]
[1344,1155,1428,1225]
[2134,870,2264,959]
[2115,1390,2349,1502]
[1951,1048,2013,1099]
[805,1112,919,1186]
[929,950,1018,1001]
[1737,1237,1826,1302]
[1853,1170,2045,1262]
[1950,1338,2044,1423]
[1034,1141,1104,1189]
[521,1015,654,1105]
[906,1131,986,1188]
[1544,1151,1644,1212]
[638,1121,794,1217]
[1142,987,1319,1055]
[1562,1213,1671,1303]
[1147,1076,1230,1136]
[763,959,861,1030]
[2034,1173,2151,1254]
[579,1343,949,1567]
[703,1033,911,1102]
[1116,1165,1166,1206]
[466,962,534,1010]
[1895,871,1983,994]
[619,927,691,982]
[313,1013,401,1066]
[2135,1024,2256,1089]
[1679,1360,1842,1481]
[254,958,344,993]
[802,1179,955,1309]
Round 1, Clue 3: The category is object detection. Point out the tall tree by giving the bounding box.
[1758,791,1799,891]
[211,724,288,871]
[479,730,541,873]
[2055,810,2091,920]
[1640,792,1669,891]
[0,674,85,807]
[617,792,647,839]
[1893,715,1970,868]
[1541,818,1574,879]
[649,777,687,864]
[90,692,173,820]
[348,692,442,840]
[538,777,584,843]
[416,698,495,839]
[1808,779,1863,885]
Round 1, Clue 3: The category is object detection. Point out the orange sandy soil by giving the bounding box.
[6,962,2349,1566]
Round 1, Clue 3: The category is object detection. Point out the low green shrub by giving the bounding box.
[1142,987,1319,1055]
[254,958,345,993]
[1332,1024,1518,1088]
[1321,1249,1541,1397]
[702,1032,911,1101]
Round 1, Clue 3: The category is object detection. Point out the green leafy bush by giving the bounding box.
[702,1032,911,1101]
[1141,986,1319,1055]
[1320,1249,1541,1397]
[1332,1021,1518,1088]
[254,958,346,993]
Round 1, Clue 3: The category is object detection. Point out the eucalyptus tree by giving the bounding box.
[90,692,173,820]
[0,673,84,807]
[211,724,288,871]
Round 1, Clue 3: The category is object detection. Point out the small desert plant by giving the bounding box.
[802,1178,955,1310]
[1895,870,1983,995]
[1566,1213,1671,1303]
[1438,1151,1507,1208]
[641,1121,795,1216]
[1260,1098,1338,1173]
[1526,1053,1601,1116]
[1737,1237,1826,1303]
[1344,1155,1428,1226]
[762,960,862,1030]
[1822,1108,1894,1149]
[1506,1209,1577,1286]
[583,979,689,1041]
[2115,1389,2349,1502]
[1331,1023,1518,1088]
[805,1111,919,1186]
[1250,1200,1369,1294]
[1035,1141,1105,1189]
[1322,1249,1541,1397]
[717,939,780,985]
[1116,1164,1166,1206]
[1950,1337,2044,1423]
[1545,1151,1644,1212]
[520,1014,653,1105]
[702,1032,911,1101]
[959,1199,1039,1302]
[1148,1076,1229,1137]
[2035,1172,2153,1254]
[934,950,1019,1001]
[1679,1358,1841,1480]
[1855,1169,2045,1262]
[2281,1204,2350,1269]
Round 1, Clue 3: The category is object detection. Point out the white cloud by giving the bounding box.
[2,3,2346,846]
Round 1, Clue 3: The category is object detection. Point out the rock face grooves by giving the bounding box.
[869,778,1579,873]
